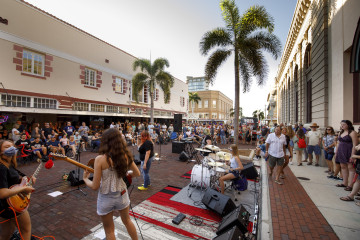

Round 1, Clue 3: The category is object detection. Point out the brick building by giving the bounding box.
[0,0,188,127]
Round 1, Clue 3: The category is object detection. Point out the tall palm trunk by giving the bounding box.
[150,92,154,124]
[234,49,240,145]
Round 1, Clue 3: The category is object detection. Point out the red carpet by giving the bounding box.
[181,170,192,179]
[130,185,221,239]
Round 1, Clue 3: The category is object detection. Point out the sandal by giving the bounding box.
[274,180,283,185]
[344,186,353,191]
[336,184,347,187]
[356,202,360,207]
[355,197,360,201]
[340,196,354,201]
[280,175,286,179]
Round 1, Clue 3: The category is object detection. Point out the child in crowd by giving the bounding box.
[255,139,266,159]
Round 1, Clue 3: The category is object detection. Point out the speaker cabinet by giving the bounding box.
[179,151,189,162]
[213,225,245,240]
[216,205,250,236]
[174,114,182,132]
[172,141,185,154]
[201,188,236,217]
[241,163,259,180]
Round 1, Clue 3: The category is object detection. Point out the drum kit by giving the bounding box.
[190,145,232,191]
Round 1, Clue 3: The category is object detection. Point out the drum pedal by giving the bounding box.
[172,213,186,225]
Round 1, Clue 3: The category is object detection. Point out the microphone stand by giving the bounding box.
[64,143,87,196]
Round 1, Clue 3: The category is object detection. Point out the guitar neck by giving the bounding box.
[61,157,94,173]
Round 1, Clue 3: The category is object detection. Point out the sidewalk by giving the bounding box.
[266,161,360,240]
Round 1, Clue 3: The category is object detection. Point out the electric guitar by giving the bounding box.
[50,154,132,188]
[7,159,43,213]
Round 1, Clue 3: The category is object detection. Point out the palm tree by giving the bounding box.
[132,58,174,124]
[253,109,265,120]
[188,92,201,120]
[230,107,243,118]
[200,0,281,144]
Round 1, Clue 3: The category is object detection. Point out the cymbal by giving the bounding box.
[216,152,232,161]
[205,145,220,151]
[208,162,224,167]
[194,148,211,153]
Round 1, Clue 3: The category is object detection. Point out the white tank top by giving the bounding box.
[99,168,126,194]
[230,156,239,169]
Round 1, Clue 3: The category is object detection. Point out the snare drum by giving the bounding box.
[190,164,213,188]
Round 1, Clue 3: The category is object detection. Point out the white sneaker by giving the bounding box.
[289,162,293,165]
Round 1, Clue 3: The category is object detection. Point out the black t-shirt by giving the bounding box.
[15,139,32,149]
[261,128,268,137]
[0,164,21,212]
[31,141,43,149]
[42,127,53,138]
[138,140,154,161]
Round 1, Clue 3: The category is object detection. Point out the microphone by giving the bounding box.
[45,159,54,169]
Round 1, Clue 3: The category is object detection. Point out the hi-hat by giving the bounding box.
[205,145,220,151]
[216,152,232,161]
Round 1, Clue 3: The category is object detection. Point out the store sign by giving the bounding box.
[0,115,9,124]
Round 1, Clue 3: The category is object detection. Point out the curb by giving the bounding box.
[258,159,272,240]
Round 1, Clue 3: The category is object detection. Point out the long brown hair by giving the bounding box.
[98,128,133,178]
[286,126,295,139]
[297,129,305,139]
[0,140,17,168]
[140,130,151,144]
[230,144,239,158]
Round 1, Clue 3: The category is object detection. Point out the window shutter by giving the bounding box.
[123,79,127,93]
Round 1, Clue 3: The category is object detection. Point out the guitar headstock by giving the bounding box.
[50,153,67,160]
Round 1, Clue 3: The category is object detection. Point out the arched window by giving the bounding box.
[288,78,291,123]
[304,44,312,70]
[294,65,299,123]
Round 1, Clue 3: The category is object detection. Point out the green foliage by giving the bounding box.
[230,107,243,118]
[252,109,265,120]
[188,92,201,105]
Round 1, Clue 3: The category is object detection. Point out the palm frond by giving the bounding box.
[239,5,275,35]
[156,71,174,103]
[238,56,251,93]
[241,48,268,86]
[132,73,148,102]
[220,0,240,33]
[189,92,201,104]
[200,28,232,55]
[153,58,170,73]
[133,59,151,73]
[250,32,282,59]
[205,49,232,84]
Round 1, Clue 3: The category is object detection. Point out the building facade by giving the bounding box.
[0,0,188,126]
[189,90,233,122]
[186,76,209,92]
[274,0,360,128]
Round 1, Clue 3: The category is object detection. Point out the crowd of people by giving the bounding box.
[259,120,360,208]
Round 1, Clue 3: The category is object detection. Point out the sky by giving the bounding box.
[25,0,297,117]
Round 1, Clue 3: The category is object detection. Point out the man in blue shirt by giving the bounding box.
[63,122,75,137]
[48,136,65,155]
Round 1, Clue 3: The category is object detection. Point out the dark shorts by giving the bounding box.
[324,150,334,161]
[229,170,240,178]
[33,149,43,154]
[307,145,321,155]
[0,206,15,219]
[268,155,285,168]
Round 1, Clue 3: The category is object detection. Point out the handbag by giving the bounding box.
[326,147,335,154]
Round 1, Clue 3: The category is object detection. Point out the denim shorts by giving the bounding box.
[307,145,321,155]
[229,170,240,178]
[324,150,334,161]
[97,190,129,216]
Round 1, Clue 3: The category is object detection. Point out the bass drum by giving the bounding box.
[190,164,213,188]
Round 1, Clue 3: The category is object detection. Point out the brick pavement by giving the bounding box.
[268,166,339,240]
[16,142,253,239]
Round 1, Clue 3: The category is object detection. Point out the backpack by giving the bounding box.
[297,136,306,149]
[232,175,248,191]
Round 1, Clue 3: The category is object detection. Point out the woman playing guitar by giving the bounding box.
[0,140,35,240]
[83,128,140,240]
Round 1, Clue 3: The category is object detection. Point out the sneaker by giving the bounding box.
[315,163,319,167]
[138,186,148,191]
[297,163,302,166]
[289,162,293,165]
[307,162,313,165]
[142,184,151,187]
[327,175,335,179]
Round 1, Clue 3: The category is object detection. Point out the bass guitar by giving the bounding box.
[7,159,43,213]
[50,154,132,188]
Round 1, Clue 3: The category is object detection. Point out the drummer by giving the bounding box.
[201,128,212,147]
[219,144,244,194]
